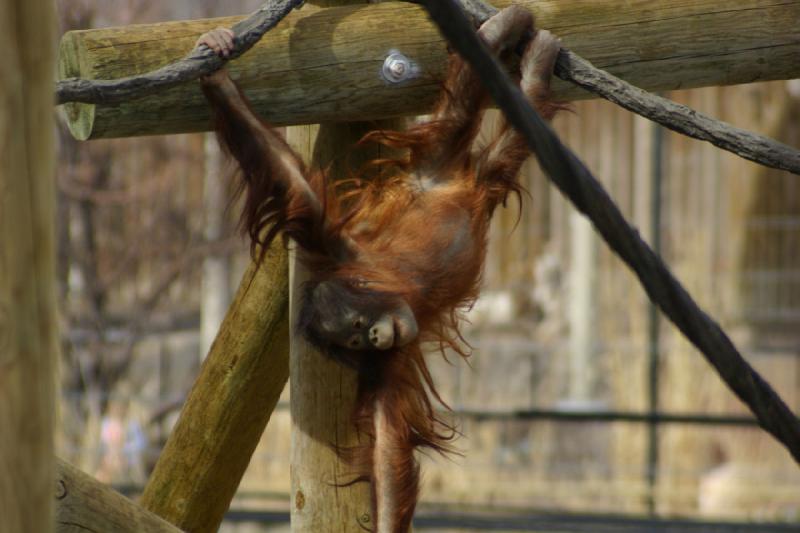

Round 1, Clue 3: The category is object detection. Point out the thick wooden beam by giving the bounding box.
[55,459,180,533]
[0,2,58,532]
[139,244,290,533]
[288,122,378,532]
[58,0,800,139]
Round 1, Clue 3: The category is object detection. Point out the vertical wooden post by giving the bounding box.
[0,1,58,532]
[289,120,406,533]
[288,4,405,529]
[288,245,371,532]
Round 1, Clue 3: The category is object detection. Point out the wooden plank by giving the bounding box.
[0,1,58,532]
[139,244,290,533]
[58,0,800,139]
[55,459,181,533]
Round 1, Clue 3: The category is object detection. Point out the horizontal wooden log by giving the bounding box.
[59,0,800,139]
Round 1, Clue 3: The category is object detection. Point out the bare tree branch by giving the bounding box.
[54,0,305,105]
[420,0,800,464]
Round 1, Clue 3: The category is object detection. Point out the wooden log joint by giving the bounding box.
[58,0,800,139]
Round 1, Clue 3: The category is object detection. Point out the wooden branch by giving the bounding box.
[55,459,180,533]
[139,244,290,533]
[420,0,800,463]
[57,0,800,139]
[0,2,58,532]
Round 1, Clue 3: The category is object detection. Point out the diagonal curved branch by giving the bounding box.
[54,0,305,105]
[420,0,800,463]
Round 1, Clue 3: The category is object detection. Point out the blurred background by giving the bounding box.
[55,1,800,530]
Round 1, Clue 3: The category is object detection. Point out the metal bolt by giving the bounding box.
[389,59,406,77]
[382,51,416,83]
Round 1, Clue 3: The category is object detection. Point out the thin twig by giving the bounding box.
[450,0,800,176]
[54,0,305,105]
[420,0,800,463]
